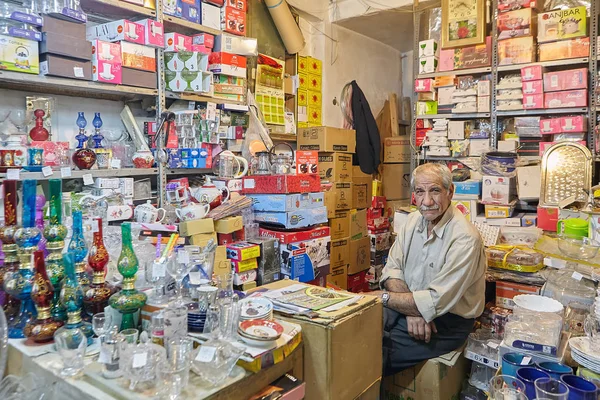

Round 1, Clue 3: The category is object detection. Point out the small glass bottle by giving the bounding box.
[150,311,165,347]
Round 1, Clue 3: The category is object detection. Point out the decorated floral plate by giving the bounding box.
[238,319,283,340]
[239,298,273,320]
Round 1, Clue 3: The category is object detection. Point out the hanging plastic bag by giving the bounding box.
[241,90,273,164]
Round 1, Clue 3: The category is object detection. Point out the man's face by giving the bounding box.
[413,173,454,223]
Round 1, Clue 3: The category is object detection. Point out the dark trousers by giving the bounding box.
[382,308,474,377]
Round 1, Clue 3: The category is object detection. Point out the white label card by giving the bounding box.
[42,166,53,177]
[60,167,72,178]
[110,159,121,169]
[153,262,166,278]
[73,67,84,78]
[195,346,216,363]
[521,356,531,365]
[98,347,111,364]
[132,352,148,368]
[92,219,99,233]
[178,250,189,264]
[7,169,20,180]
[188,271,201,285]
[487,341,499,349]
[83,174,94,185]
[572,271,583,281]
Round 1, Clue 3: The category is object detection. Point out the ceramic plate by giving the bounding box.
[239,298,273,320]
[239,319,283,340]
[569,337,600,362]
[513,294,564,313]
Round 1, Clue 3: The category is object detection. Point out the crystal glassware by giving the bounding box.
[68,211,90,288]
[489,375,527,400]
[100,326,123,379]
[23,250,63,343]
[92,312,112,344]
[83,217,116,318]
[72,112,96,170]
[109,223,147,331]
[535,377,570,400]
[9,109,28,134]
[191,338,244,387]
[166,250,193,308]
[122,331,166,391]
[29,109,49,141]
[59,253,93,344]
[0,180,21,322]
[53,324,87,377]
[144,261,167,304]
[43,179,68,322]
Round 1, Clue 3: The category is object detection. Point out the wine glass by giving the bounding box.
[145,261,167,304]
[54,326,88,377]
[166,250,193,308]
[9,110,29,134]
[92,312,112,344]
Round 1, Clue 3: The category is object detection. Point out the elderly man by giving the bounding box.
[371,163,486,376]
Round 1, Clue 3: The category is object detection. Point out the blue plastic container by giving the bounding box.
[561,375,598,400]
[536,361,573,380]
[517,367,549,400]
[502,352,534,378]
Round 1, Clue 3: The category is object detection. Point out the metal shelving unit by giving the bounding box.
[0,168,158,181]
[412,0,599,166]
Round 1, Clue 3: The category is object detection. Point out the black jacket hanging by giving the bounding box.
[350,80,381,174]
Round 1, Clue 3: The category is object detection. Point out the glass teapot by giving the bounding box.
[270,143,294,175]
[250,151,272,175]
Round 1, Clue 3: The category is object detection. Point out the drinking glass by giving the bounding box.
[584,314,600,351]
[197,286,218,313]
[145,261,167,304]
[158,360,190,399]
[167,337,194,365]
[92,312,112,344]
[119,328,139,345]
[166,251,193,307]
[535,377,569,399]
[489,375,527,400]
[54,326,88,377]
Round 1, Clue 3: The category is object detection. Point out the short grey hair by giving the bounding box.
[410,163,453,190]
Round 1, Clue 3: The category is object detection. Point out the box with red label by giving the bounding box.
[30,141,69,166]
[138,19,164,48]
[498,0,538,12]
[121,42,156,72]
[544,89,587,109]
[208,52,247,78]
[259,226,330,245]
[498,36,535,66]
[539,140,585,156]
[521,80,543,95]
[439,36,491,71]
[226,0,246,11]
[497,8,537,40]
[192,33,214,49]
[91,40,122,84]
[539,118,561,134]
[233,269,256,285]
[347,270,369,293]
[242,174,320,194]
[415,78,434,93]
[522,94,544,109]
[221,6,246,36]
[538,37,590,61]
[370,232,391,252]
[537,206,558,231]
[521,65,544,81]
[372,196,386,209]
[452,199,478,222]
[543,68,587,92]
[496,280,541,310]
[367,208,383,220]
[164,32,191,52]
[280,236,331,283]
[560,115,586,132]
[368,217,390,232]
[296,151,318,175]
[232,258,258,273]
[86,19,145,45]
[226,242,260,261]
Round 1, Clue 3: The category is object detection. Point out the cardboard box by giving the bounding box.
[418,39,438,57]
[164,32,192,52]
[485,203,516,218]
[381,164,411,200]
[254,207,328,229]
[248,238,280,286]
[473,213,524,226]
[189,231,217,246]
[348,236,370,275]
[496,280,541,309]
[87,20,145,45]
[538,6,587,43]
[242,174,320,194]
[259,226,330,245]
[522,80,543,95]
[40,32,92,60]
[498,8,537,40]
[498,0,538,12]
[439,36,491,71]
[232,258,258,273]
[347,269,369,293]
[248,193,324,212]
[122,67,156,88]
[522,213,537,227]
[42,15,86,37]
[192,33,215,48]
[121,42,156,72]
[298,126,356,153]
[280,236,331,282]
[40,54,91,80]
[138,19,164,48]
[381,349,467,400]
[260,281,382,400]
[418,56,438,74]
[327,265,348,290]
[324,182,352,214]
[0,35,39,75]
[318,152,352,182]
[213,33,257,57]
[200,2,221,30]
[415,78,434,92]
[221,6,246,36]
[544,89,587,108]
[538,37,590,61]
[516,165,541,201]
[295,150,318,175]
[523,94,544,109]
[226,242,260,261]
[352,166,373,207]
[213,245,230,279]
[370,232,391,252]
[208,52,247,78]
[521,65,544,81]
[330,237,350,270]
[329,211,351,240]
[214,215,243,234]
[537,206,558,231]
[482,175,517,205]
[350,209,368,240]
[352,184,369,209]
[543,68,587,92]
[452,200,479,222]
[383,137,411,163]
[454,180,482,197]
[560,115,586,132]
[179,218,214,236]
[498,36,535,65]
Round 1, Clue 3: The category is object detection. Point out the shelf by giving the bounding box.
[165,91,246,106]
[497,57,589,72]
[166,168,212,175]
[80,0,156,18]
[270,134,297,142]
[416,113,490,119]
[0,168,158,181]
[0,70,157,101]
[163,16,221,36]
[417,66,492,79]
[497,107,588,117]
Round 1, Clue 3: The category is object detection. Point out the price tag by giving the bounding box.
[73,67,84,78]
[7,169,20,180]
[572,271,583,281]
[521,356,531,365]
[92,219,99,233]
[132,352,148,368]
[110,158,121,169]
[42,166,53,177]
[188,271,201,285]
[487,341,499,350]
[177,250,189,264]
[153,262,166,278]
[188,101,196,110]
[83,173,94,186]
[60,167,72,178]
[195,346,216,363]
[98,347,111,364]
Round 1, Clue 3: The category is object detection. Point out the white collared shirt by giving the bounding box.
[380,205,486,323]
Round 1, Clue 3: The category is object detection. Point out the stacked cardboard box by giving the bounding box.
[366,196,392,290]
[297,56,323,128]
[41,16,92,81]
[226,241,260,291]
[381,136,411,202]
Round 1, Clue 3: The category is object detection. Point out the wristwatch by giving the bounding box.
[381,291,390,307]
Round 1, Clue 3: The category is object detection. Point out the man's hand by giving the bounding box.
[406,316,437,343]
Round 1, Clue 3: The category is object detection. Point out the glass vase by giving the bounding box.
[59,253,93,344]
[109,223,147,331]
[68,211,90,288]
[35,194,47,257]
[24,250,63,343]
[83,217,115,319]
[0,180,21,321]
[43,179,68,322]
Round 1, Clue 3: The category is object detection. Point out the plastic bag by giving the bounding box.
[241,90,273,164]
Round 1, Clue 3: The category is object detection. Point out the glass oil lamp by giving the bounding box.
[72,112,96,170]
[24,250,63,343]
[92,112,104,148]
[0,180,21,321]
[44,179,68,322]
[109,223,147,331]
[83,217,115,319]
[68,210,90,287]
[7,179,42,338]
[35,193,47,257]
[59,252,93,344]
